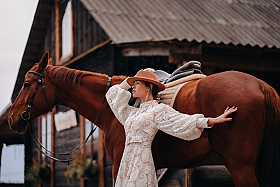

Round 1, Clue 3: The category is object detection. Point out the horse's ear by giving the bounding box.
[37,52,49,73]
[48,58,52,65]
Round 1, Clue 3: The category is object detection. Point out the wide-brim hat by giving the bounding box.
[127,70,165,92]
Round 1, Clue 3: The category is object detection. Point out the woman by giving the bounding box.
[106,70,237,187]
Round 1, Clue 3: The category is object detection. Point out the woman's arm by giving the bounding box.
[155,104,210,141]
[207,106,238,127]
[156,105,237,141]
[106,78,135,125]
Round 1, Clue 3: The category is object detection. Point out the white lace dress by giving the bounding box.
[106,78,212,187]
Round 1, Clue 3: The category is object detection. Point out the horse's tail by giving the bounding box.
[256,83,280,187]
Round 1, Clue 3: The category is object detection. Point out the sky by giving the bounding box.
[0,0,39,113]
[0,0,39,183]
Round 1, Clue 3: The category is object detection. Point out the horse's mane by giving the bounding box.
[47,66,101,90]
[27,64,123,89]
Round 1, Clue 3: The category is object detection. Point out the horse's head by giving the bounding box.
[8,52,56,133]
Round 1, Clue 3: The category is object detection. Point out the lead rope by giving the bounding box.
[23,72,111,164]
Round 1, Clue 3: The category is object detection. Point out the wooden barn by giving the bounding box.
[5,0,280,186]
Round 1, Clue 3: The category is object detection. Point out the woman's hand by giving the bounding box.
[207,106,238,127]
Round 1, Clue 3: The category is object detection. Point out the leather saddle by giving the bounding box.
[128,61,203,107]
[154,61,202,84]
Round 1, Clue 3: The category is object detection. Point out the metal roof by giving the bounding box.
[81,0,280,48]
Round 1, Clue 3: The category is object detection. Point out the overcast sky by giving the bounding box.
[0,0,39,113]
[0,1,39,183]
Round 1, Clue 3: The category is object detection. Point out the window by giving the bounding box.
[85,119,99,139]
[85,119,99,159]
[0,144,24,183]
[41,113,52,159]
[61,0,72,60]
[57,0,73,64]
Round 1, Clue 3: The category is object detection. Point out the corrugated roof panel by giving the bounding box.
[160,0,181,20]
[237,0,274,6]
[224,25,250,46]
[125,15,154,41]
[101,0,119,14]
[178,0,204,22]
[264,28,280,48]
[120,0,139,16]
[191,21,222,43]
[202,1,230,25]
[212,2,250,26]
[237,4,270,28]
[80,0,280,48]
[251,5,280,29]
[194,1,225,24]
[211,24,234,45]
[176,20,204,41]
[136,16,158,38]
[170,0,191,21]
[149,0,167,19]
[237,26,264,47]
[116,15,139,41]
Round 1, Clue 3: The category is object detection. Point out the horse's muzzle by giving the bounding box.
[9,117,27,133]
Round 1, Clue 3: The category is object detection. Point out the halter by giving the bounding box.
[21,70,111,164]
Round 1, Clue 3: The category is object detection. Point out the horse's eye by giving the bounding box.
[24,83,31,88]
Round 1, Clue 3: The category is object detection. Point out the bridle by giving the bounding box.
[20,70,111,164]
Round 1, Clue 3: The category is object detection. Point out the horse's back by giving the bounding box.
[195,71,265,116]
[175,71,265,115]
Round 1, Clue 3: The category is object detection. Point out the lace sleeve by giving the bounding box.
[155,104,211,141]
[106,78,135,125]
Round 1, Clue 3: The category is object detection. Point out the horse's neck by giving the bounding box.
[52,71,125,132]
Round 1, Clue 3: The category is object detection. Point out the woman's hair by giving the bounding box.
[143,81,159,100]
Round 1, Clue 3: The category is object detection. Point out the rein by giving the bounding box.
[21,70,111,164]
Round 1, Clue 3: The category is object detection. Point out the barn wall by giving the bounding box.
[54,106,81,187]
[115,54,178,76]
[68,44,114,76]
[185,45,280,93]
[72,0,109,57]
[36,6,56,65]
[25,0,112,186]
[36,0,110,66]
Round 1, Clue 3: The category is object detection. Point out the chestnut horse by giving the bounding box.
[8,53,280,187]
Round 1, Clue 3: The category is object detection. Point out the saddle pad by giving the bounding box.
[165,74,206,88]
[158,74,206,107]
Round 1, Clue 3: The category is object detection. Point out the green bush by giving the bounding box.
[25,159,51,183]
[64,153,99,183]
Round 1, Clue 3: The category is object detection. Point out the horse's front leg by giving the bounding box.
[112,162,119,182]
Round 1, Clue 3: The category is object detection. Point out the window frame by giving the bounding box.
[55,0,74,65]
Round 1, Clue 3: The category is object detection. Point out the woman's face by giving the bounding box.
[132,80,149,98]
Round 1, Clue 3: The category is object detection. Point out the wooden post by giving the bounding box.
[55,0,60,65]
[38,118,42,187]
[38,118,42,163]
[91,122,94,160]
[185,169,194,187]
[80,115,85,187]
[51,108,56,187]
[98,129,104,187]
